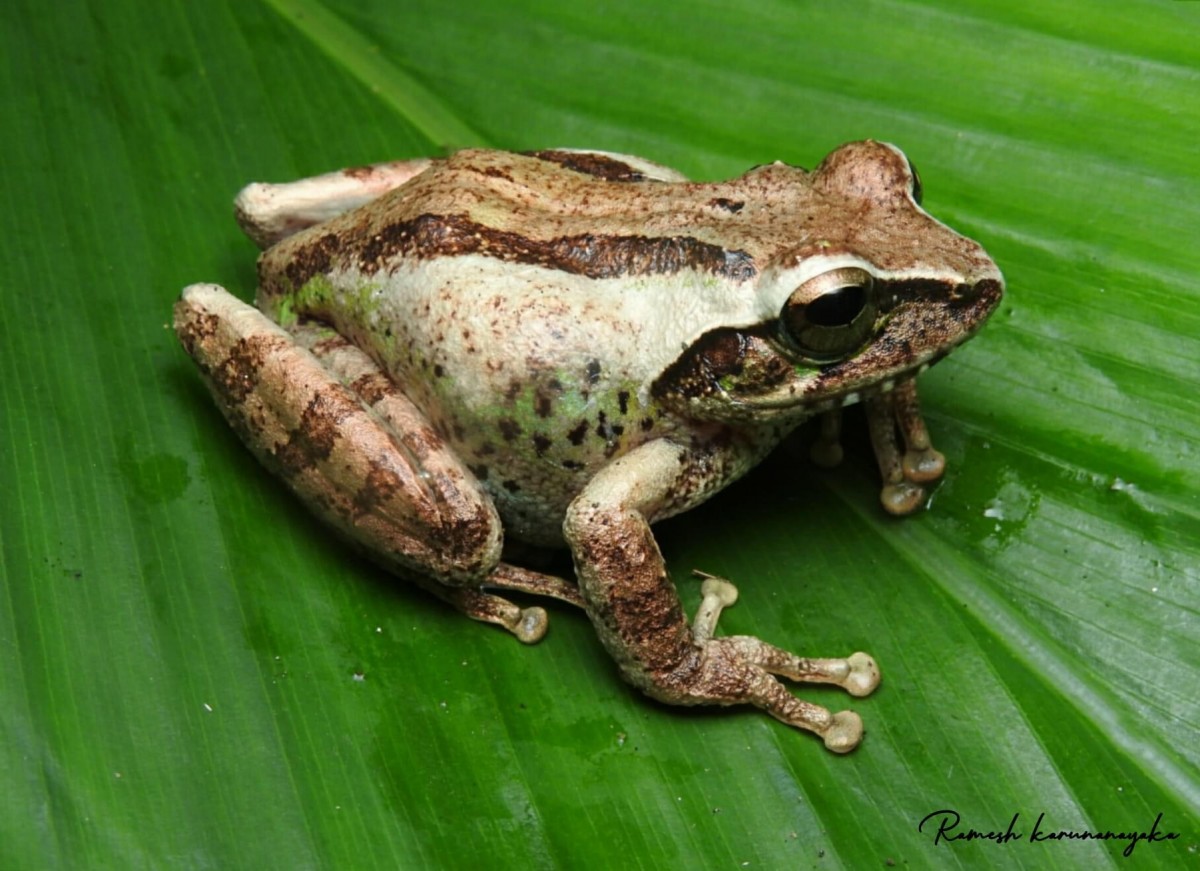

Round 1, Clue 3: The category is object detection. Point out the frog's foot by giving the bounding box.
[662,637,879,753]
[433,586,549,644]
[679,572,879,751]
[429,563,583,644]
[235,159,434,248]
[865,380,946,516]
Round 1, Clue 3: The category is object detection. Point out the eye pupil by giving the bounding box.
[806,284,866,327]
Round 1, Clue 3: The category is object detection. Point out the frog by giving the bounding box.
[174,141,1003,753]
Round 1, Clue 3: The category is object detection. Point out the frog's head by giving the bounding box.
[653,140,1003,425]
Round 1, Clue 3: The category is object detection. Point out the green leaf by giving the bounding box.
[2,0,1196,868]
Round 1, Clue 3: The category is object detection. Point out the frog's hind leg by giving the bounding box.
[235,159,434,248]
[175,282,557,643]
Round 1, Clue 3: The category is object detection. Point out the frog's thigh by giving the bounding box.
[176,284,553,641]
[235,158,433,248]
[564,440,877,752]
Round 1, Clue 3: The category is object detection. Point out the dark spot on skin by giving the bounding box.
[586,359,602,384]
[652,328,749,402]
[468,463,490,481]
[210,335,274,403]
[351,462,401,517]
[280,232,340,293]
[709,197,744,213]
[562,459,584,470]
[567,419,589,446]
[343,166,377,180]
[478,165,514,182]
[505,381,521,402]
[617,390,630,415]
[534,391,553,418]
[174,308,220,356]
[478,441,496,456]
[524,150,646,182]
[433,364,445,378]
[502,479,521,493]
[498,418,521,441]
[310,333,349,357]
[531,433,552,457]
[452,422,466,442]
[640,417,655,432]
[350,372,391,406]
[274,393,344,474]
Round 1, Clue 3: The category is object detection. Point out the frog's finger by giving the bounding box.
[891,379,947,483]
[865,391,929,515]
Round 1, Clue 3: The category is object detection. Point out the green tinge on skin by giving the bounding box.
[461,369,654,459]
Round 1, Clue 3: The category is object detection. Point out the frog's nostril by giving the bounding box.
[951,282,977,302]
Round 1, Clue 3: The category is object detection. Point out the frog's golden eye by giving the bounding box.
[779,267,878,362]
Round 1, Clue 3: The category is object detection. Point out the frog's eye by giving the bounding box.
[906,158,923,205]
[779,267,878,362]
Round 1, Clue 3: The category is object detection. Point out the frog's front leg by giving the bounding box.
[175,283,580,642]
[563,440,881,753]
[235,159,433,248]
[865,380,947,516]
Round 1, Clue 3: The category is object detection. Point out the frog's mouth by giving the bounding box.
[652,276,1003,424]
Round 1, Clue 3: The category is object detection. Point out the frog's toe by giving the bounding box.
[690,572,739,644]
[880,480,927,515]
[902,447,945,483]
[842,652,881,697]
[821,711,865,754]
[511,606,549,644]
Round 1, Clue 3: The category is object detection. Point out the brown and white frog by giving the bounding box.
[175,141,1003,752]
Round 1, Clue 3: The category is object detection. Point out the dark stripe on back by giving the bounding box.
[523,150,647,182]
[354,213,757,281]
